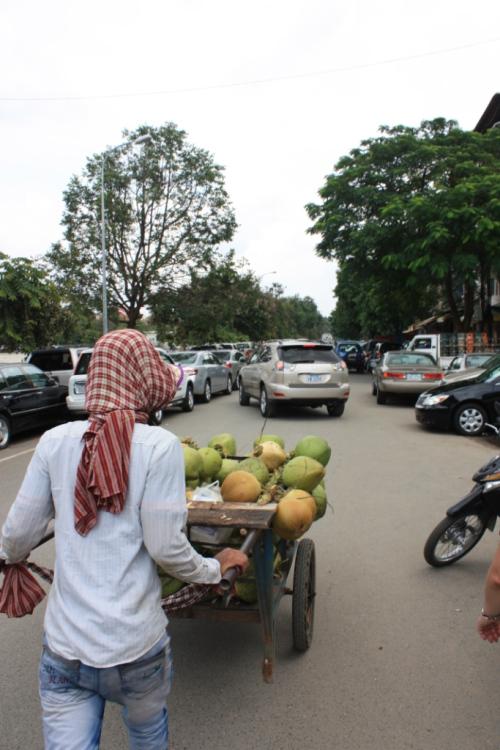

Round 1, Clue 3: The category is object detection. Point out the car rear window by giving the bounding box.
[172,352,197,364]
[30,350,73,371]
[386,353,436,366]
[75,352,93,375]
[212,351,230,361]
[465,354,493,367]
[278,345,340,364]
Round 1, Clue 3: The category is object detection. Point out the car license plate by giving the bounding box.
[407,373,422,381]
[306,374,322,383]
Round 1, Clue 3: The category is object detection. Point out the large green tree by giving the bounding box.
[46,123,237,328]
[306,119,500,335]
[151,252,277,344]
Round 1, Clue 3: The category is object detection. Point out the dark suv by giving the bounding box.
[26,346,89,387]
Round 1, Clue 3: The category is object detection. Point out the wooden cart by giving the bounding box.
[171,500,316,683]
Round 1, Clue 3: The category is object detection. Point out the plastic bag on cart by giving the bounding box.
[189,482,233,544]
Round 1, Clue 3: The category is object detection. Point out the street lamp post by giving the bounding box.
[100,134,152,334]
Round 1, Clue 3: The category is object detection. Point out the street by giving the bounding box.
[0,375,499,749]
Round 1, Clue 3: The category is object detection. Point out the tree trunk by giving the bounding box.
[444,271,462,332]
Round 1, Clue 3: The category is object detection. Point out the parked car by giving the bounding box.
[170,350,233,402]
[415,361,500,436]
[25,346,90,387]
[0,362,68,448]
[66,348,196,417]
[238,339,349,418]
[442,351,499,384]
[367,341,401,373]
[335,341,365,373]
[211,349,246,390]
[372,351,443,404]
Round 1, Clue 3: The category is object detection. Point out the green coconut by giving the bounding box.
[158,570,185,598]
[186,477,199,490]
[216,458,239,484]
[237,457,269,486]
[253,434,285,449]
[282,455,325,492]
[198,447,223,482]
[182,443,203,481]
[293,435,331,467]
[235,553,281,604]
[208,433,237,457]
[312,483,327,520]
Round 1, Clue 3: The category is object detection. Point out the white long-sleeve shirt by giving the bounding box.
[0,421,221,667]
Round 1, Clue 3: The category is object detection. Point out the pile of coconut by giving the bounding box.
[182,432,330,539]
[158,433,331,603]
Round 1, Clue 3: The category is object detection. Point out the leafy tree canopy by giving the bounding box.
[151,251,328,345]
[46,122,237,328]
[306,119,500,334]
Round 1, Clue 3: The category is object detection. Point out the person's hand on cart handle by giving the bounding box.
[215,548,249,577]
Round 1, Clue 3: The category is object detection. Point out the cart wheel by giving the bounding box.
[292,538,315,652]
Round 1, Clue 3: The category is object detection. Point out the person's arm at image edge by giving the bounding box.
[477,542,500,642]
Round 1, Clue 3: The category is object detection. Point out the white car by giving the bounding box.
[66,348,196,418]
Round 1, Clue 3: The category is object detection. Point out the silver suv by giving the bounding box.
[239,339,349,417]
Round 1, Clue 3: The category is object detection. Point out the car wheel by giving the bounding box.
[239,380,250,406]
[224,376,232,395]
[371,381,377,396]
[260,386,276,418]
[233,374,240,391]
[182,384,194,412]
[0,413,11,449]
[453,402,486,436]
[327,401,345,417]
[202,380,212,403]
[376,387,387,405]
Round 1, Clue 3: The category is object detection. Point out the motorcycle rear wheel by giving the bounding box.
[423,513,487,567]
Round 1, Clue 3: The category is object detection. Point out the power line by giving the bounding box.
[1,36,499,103]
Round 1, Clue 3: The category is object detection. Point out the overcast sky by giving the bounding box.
[1,0,499,316]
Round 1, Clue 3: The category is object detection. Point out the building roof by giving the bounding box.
[474,93,500,133]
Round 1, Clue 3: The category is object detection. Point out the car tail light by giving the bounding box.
[224,362,232,369]
[423,372,443,380]
[383,371,405,379]
[275,360,285,371]
[184,367,197,376]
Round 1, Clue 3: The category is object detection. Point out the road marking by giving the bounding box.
[0,448,36,463]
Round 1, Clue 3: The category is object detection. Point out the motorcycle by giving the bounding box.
[424,422,500,567]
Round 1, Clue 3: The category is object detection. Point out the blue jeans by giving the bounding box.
[39,633,172,750]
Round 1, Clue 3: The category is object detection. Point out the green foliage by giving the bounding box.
[46,123,237,328]
[151,251,327,344]
[306,120,500,334]
[0,254,67,350]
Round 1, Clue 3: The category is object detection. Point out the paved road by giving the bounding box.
[1,376,499,749]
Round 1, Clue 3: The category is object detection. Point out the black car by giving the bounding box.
[335,341,365,373]
[415,361,500,436]
[0,362,68,449]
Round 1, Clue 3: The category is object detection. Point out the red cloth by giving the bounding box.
[74,330,178,535]
[0,563,49,618]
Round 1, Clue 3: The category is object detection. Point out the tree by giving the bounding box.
[151,252,276,344]
[0,254,66,350]
[46,123,237,328]
[306,120,500,334]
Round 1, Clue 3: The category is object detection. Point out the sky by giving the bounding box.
[1,1,499,317]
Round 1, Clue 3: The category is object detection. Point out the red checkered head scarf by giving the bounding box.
[74,329,178,536]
